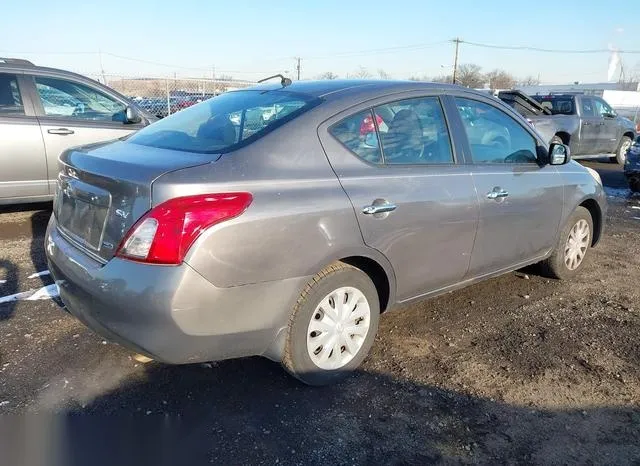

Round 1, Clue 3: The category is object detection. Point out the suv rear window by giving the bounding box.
[532,96,574,115]
[129,90,320,153]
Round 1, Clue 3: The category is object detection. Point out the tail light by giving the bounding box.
[116,193,252,265]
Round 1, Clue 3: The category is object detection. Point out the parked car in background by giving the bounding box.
[0,57,155,204]
[46,80,606,386]
[625,136,640,192]
[498,90,636,164]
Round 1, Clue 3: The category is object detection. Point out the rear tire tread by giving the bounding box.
[282,262,361,381]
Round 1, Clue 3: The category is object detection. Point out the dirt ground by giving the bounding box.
[0,161,639,465]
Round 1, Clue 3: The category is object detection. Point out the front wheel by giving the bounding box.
[611,136,632,164]
[540,206,593,280]
[282,262,380,386]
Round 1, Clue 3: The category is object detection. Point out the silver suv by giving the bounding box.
[46,80,607,385]
[0,58,153,204]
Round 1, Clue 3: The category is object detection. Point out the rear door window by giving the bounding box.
[329,109,383,164]
[129,90,318,153]
[373,97,453,164]
[0,73,25,116]
[329,96,454,165]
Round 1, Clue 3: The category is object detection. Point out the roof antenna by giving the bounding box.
[258,74,292,87]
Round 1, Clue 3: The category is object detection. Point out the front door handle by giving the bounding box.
[47,128,75,135]
[486,188,509,200]
[362,203,397,215]
[582,121,590,126]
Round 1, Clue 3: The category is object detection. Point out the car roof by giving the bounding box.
[246,79,462,99]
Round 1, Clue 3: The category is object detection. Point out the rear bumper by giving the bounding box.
[45,216,309,364]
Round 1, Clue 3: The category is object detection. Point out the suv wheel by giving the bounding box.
[540,206,593,279]
[282,262,380,386]
[611,136,632,164]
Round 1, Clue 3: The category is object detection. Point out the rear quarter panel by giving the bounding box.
[152,113,394,290]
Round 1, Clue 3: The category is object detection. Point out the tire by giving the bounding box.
[612,136,632,164]
[540,206,593,280]
[282,262,380,386]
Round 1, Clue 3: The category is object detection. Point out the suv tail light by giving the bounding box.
[116,193,252,265]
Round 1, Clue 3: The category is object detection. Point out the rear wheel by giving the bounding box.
[282,262,380,386]
[540,206,593,280]
[611,136,632,164]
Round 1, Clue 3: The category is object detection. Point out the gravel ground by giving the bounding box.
[0,161,639,465]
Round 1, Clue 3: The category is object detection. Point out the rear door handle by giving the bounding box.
[582,121,590,126]
[362,203,397,215]
[486,189,509,200]
[48,128,75,135]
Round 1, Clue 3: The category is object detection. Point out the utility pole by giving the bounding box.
[452,38,461,85]
[295,57,301,80]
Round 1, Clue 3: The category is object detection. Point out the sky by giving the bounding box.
[2,0,639,84]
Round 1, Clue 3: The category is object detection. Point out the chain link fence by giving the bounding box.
[102,75,256,118]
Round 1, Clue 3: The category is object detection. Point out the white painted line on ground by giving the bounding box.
[0,284,59,304]
[632,216,640,221]
[632,206,640,210]
[28,270,50,279]
[0,280,6,285]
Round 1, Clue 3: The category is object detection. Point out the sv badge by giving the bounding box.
[115,209,130,219]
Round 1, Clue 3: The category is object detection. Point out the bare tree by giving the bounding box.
[377,69,392,80]
[486,69,516,90]
[432,75,453,84]
[218,74,234,82]
[455,64,485,88]
[317,71,339,80]
[349,66,372,79]
[518,75,541,86]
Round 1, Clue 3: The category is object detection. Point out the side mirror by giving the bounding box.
[125,106,142,124]
[549,143,571,165]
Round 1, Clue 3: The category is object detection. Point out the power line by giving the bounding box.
[459,40,640,54]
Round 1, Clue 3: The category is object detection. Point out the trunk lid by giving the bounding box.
[56,140,217,262]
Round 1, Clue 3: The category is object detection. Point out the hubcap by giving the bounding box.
[564,219,590,270]
[306,286,371,370]
[620,140,631,162]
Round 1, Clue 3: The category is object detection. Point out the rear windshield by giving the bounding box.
[128,90,320,153]
[532,96,574,115]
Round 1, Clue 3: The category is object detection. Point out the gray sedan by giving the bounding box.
[45,79,606,385]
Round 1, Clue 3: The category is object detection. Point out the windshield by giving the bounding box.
[532,96,574,115]
[128,90,319,153]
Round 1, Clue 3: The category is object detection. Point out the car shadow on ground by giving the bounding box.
[36,358,639,465]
